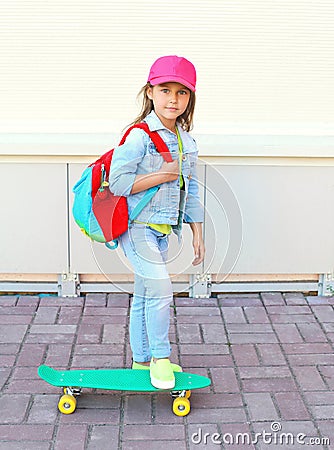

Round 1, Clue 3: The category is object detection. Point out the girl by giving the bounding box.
[109,55,205,389]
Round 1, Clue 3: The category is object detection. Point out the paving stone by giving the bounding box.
[16,344,47,367]
[0,394,31,423]
[261,292,285,306]
[74,344,124,355]
[187,407,247,424]
[191,393,243,409]
[244,392,279,421]
[306,295,334,305]
[292,366,327,391]
[26,333,76,344]
[228,333,278,345]
[222,307,247,323]
[71,354,124,369]
[0,315,32,324]
[27,395,59,423]
[0,443,50,450]
[33,306,59,324]
[239,366,291,379]
[267,305,311,315]
[83,307,127,316]
[123,423,185,440]
[59,408,119,425]
[219,297,262,307]
[227,323,274,333]
[45,344,72,367]
[243,306,270,323]
[318,365,334,389]
[0,368,10,390]
[0,325,28,343]
[272,324,303,343]
[0,296,18,306]
[85,293,107,307]
[17,295,40,307]
[0,424,54,441]
[0,306,36,315]
[174,297,218,307]
[274,391,310,420]
[303,390,334,405]
[286,353,334,366]
[0,344,20,355]
[176,306,220,317]
[297,322,328,342]
[123,441,187,450]
[177,323,202,344]
[123,395,152,424]
[57,307,83,325]
[0,355,16,367]
[87,425,119,450]
[39,297,84,307]
[176,314,222,324]
[311,305,334,322]
[202,324,227,344]
[282,342,333,354]
[107,293,130,307]
[54,425,88,450]
[242,378,297,393]
[210,368,239,393]
[180,354,233,368]
[270,313,317,324]
[179,343,229,355]
[256,344,286,366]
[77,324,102,344]
[102,324,126,344]
[30,324,76,334]
[284,292,308,305]
[231,344,260,366]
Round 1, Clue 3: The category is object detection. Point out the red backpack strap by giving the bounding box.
[118,123,173,163]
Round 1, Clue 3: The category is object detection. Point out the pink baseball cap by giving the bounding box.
[148,55,196,92]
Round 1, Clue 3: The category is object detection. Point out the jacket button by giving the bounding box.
[188,174,192,180]
[182,155,187,161]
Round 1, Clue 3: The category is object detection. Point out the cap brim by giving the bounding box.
[149,76,196,92]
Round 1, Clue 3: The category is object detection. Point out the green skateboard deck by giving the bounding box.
[38,365,211,416]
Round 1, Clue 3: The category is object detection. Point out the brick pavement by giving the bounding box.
[0,292,334,449]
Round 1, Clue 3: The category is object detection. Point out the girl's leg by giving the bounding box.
[119,224,172,363]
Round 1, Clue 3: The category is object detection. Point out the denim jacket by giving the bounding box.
[108,111,204,238]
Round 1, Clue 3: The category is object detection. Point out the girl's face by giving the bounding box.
[147,82,191,131]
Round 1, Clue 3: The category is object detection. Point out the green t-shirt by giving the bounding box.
[135,127,183,235]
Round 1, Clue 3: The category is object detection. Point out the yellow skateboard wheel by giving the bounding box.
[185,390,191,399]
[172,397,190,416]
[58,394,76,414]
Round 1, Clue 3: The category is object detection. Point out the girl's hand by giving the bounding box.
[192,236,205,266]
[159,160,179,182]
[189,222,205,266]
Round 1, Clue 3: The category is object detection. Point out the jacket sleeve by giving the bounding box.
[183,157,205,223]
[108,128,146,196]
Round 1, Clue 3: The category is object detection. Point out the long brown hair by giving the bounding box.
[129,83,196,132]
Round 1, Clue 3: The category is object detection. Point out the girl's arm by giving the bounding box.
[189,222,205,266]
[130,159,179,194]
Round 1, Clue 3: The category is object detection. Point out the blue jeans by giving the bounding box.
[119,223,173,362]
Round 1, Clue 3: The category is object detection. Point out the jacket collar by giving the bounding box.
[144,110,178,134]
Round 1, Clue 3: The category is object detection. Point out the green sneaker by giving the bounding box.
[132,361,182,372]
[150,358,175,389]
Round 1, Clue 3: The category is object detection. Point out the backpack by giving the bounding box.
[72,123,172,249]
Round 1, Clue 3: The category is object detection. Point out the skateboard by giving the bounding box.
[38,365,211,417]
